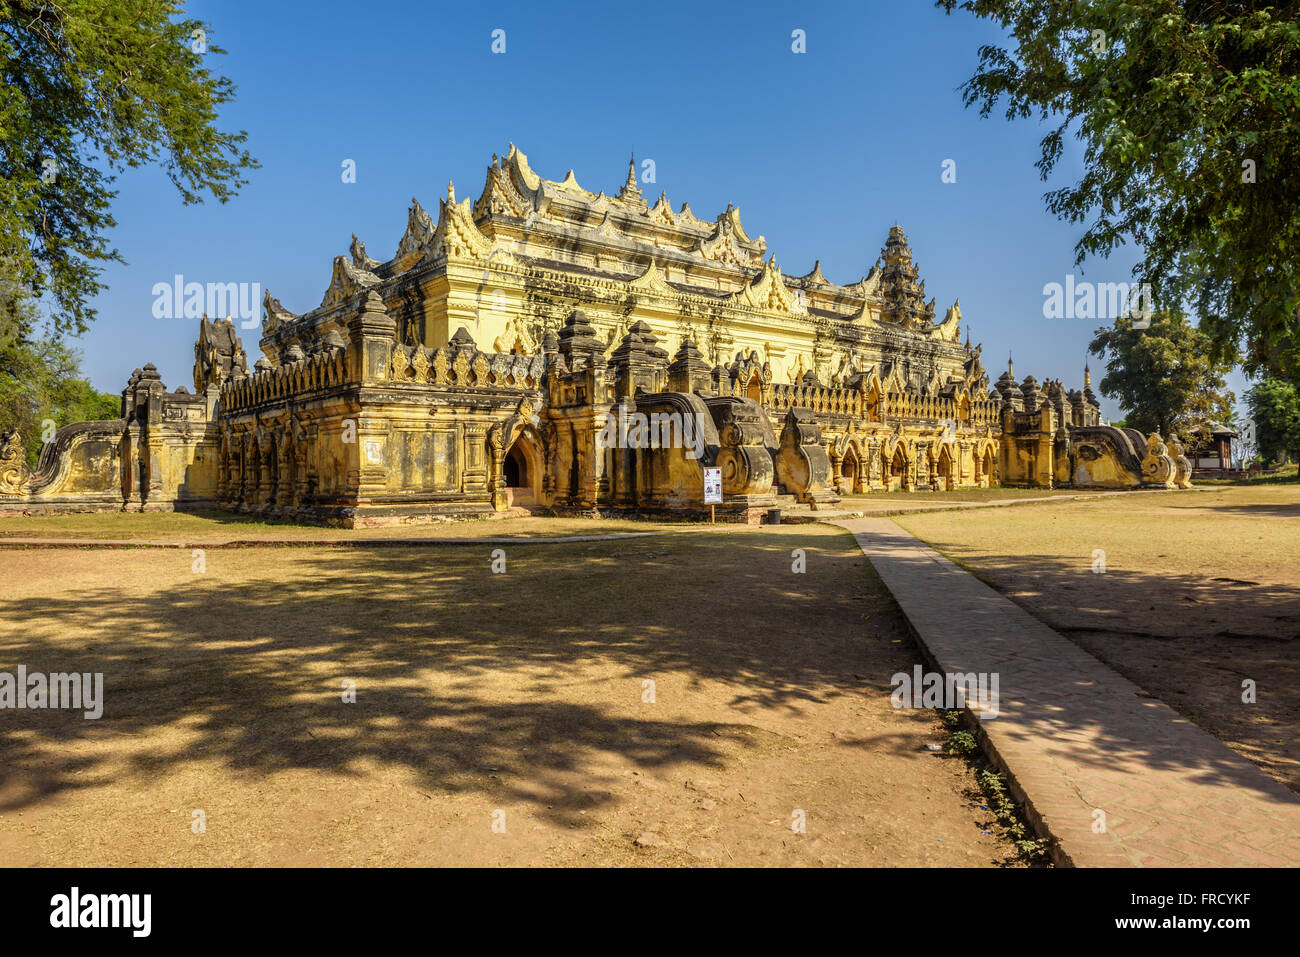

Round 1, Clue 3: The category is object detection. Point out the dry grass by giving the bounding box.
[843,487,1088,503]
[0,510,693,542]
[0,525,1020,867]
[896,483,1300,792]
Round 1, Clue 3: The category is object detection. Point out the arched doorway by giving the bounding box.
[841,446,860,493]
[935,446,954,491]
[504,431,542,507]
[889,446,907,491]
[745,373,762,404]
[981,447,995,488]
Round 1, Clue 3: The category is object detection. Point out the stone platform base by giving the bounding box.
[549,504,777,524]
[215,499,509,528]
[0,494,215,516]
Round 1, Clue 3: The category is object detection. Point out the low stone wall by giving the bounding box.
[0,363,222,515]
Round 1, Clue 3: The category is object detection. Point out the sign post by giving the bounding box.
[703,467,722,524]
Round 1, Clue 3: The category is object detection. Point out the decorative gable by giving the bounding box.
[321,255,380,309]
[393,198,435,271]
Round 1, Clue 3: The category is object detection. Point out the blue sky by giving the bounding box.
[74,0,1249,420]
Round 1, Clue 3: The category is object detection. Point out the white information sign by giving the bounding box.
[703,467,723,504]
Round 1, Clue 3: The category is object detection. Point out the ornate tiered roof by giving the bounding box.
[261,145,965,351]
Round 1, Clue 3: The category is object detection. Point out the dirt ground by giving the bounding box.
[0,525,1022,867]
[896,483,1300,794]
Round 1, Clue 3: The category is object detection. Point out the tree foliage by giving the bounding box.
[939,1,1300,384]
[1246,375,1300,462]
[0,0,258,338]
[0,333,121,470]
[1089,311,1237,439]
[0,256,118,468]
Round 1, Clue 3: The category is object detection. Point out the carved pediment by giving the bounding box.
[697,225,760,267]
[552,168,587,193]
[851,266,882,299]
[674,202,708,231]
[718,205,758,248]
[261,289,297,334]
[883,363,907,393]
[929,299,961,342]
[321,255,380,309]
[647,193,677,226]
[629,261,677,297]
[474,160,532,219]
[504,142,542,194]
[732,259,795,312]
[429,195,494,262]
[350,233,380,271]
[844,267,884,324]
[195,314,250,391]
[848,294,881,325]
[394,198,436,270]
[493,315,538,355]
[594,213,620,238]
[798,260,830,285]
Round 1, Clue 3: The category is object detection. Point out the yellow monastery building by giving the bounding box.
[0,146,1192,525]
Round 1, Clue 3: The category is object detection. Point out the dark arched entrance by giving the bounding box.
[840,447,860,492]
[505,443,526,488]
[503,430,541,506]
[935,446,953,491]
[889,446,907,491]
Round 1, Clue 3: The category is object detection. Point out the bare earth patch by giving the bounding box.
[0,525,1019,866]
[896,483,1300,794]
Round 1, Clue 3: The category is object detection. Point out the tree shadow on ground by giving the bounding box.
[0,529,915,823]
[908,540,1300,796]
[1173,501,1300,518]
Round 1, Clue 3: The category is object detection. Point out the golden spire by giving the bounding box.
[618,152,643,204]
[1084,360,1091,388]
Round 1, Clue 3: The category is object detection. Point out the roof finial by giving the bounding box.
[618,150,643,203]
[1084,359,1091,388]
[1008,352,1014,377]
[447,179,455,203]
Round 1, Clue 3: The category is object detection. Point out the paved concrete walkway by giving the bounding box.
[834,516,1300,868]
